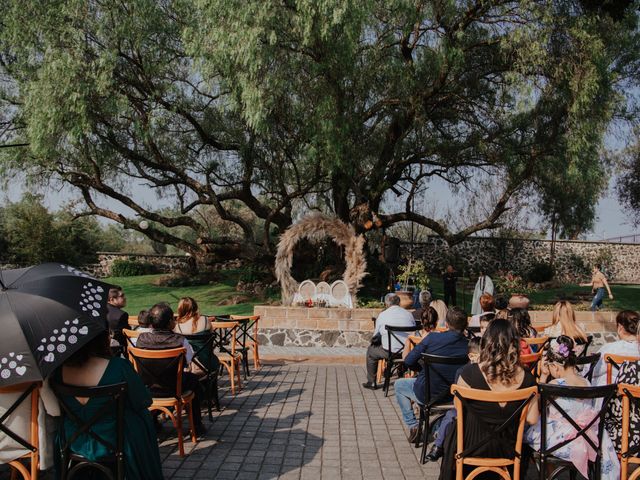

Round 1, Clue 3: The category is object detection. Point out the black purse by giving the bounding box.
[370,332,382,346]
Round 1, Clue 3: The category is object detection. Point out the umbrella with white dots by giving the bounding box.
[0,263,114,386]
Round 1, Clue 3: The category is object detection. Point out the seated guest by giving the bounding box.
[509,308,535,354]
[363,293,416,390]
[412,290,433,322]
[469,293,495,327]
[592,310,639,385]
[438,320,539,480]
[544,301,588,348]
[604,323,640,452]
[495,296,509,319]
[425,337,481,462]
[394,307,469,442]
[403,306,439,357]
[430,299,448,328]
[52,331,163,479]
[128,310,151,347]
[525,336,620,478]
[137,303,205,434]
[106,286,129,347]
[174,297,212,335]
[479,313,495,336]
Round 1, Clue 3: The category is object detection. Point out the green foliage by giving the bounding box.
[527,263,556,283]
[396,260,430,290]
[1,0,639,262]
[0,193,110,265]
[109,259,157,277]
[494,271,535,296]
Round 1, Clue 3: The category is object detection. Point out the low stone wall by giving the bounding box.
[400,236,640,283]
[92,252,195,277]
[253,306,619,349]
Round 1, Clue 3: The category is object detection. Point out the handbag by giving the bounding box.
[370,332,382,346]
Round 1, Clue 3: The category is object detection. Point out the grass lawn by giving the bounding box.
[106,272,640,317]
[426,278,640,312]
[104,270,275,317]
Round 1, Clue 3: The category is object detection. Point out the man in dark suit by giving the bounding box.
[106,286,129,346]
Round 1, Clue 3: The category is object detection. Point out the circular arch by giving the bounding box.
[275,213,367,306]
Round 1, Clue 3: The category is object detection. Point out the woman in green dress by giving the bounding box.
[53,331,162,479]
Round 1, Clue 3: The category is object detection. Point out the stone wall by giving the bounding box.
[400,236,640,283]
[90,252,195,277]
[254,305,619,349]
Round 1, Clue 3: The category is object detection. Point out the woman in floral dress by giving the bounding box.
[525,336,620,479]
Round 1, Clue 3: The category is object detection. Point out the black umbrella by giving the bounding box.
[0,263,114,386]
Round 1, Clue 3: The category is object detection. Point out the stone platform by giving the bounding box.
[254,306,619,348]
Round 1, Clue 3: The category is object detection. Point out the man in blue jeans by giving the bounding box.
[394,307,469,443]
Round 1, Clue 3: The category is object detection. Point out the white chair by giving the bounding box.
[293,280,317,305]
[330,280,352,308]
[315,281,331,305]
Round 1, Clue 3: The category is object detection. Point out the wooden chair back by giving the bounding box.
[537,383,616,480]
[575,353,601,382]
[210,321,239,356]
[127,316,139,328]
[121,328,140,347]
[0,382,41,480]
[533,324,552,333]
[52,381,127,480]
[127,346,186,398]
[523,336,549,352]
[604,353,640,384]
[520,351,543,379]
[451,385,537,480]
[618,383,640,480]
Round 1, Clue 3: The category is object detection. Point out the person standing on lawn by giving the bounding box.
[442,265,458,306]
[580,264,613,311]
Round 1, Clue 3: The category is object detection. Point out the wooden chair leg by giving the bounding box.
[253,344,261,369]
[235,358,243,391]
[228,362,236,395]
[176,404,185,457]
[187,401,197,443]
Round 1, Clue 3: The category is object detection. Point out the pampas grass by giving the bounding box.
[275,213,367,306]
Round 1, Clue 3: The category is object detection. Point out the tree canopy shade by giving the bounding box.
[1,0,639,265]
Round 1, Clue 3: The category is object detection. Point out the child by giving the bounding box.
[424,337,481,462]
[525,336,620,478]
[479,313,495,336]
[129,310,151,346]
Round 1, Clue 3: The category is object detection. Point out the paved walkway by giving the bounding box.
[2,363,547,479]
[159,363,441,480]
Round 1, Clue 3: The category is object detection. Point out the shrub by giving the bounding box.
[527,262,555,283]
[110,259,157,277]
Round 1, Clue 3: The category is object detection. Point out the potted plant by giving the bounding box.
[396,259,430,309]
[494,270,534,308]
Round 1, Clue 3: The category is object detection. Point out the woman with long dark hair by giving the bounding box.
[438,319,538,480]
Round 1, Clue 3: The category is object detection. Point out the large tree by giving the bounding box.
[1,0,638,266]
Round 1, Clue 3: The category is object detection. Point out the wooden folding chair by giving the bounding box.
[121,328,140,346]
[533,324,552,334]
[52,381,127,480]
[127,346,196,457]
[520,351,543,380]
[229,315,262,373]
[451,385,538,480]
[604,353,640,384]
[417,354,469,463]
[523,336,549,353]
[382,324,420,396]
[0,382,40,480]
[575,353,601,382]
[210,320,243,395]
[618,383,640,480]
[183,331,220,421]
[535,383,616,480]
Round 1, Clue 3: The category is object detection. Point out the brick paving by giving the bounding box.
[158,363,442,480]
[1,362,550,479]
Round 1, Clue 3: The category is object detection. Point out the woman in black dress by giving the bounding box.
[438,319,539,480]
